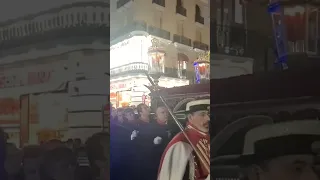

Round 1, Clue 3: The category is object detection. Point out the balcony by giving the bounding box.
[193,41,209,51]
[173,34,192,47]
[211,22,255,58]
[117,0,133,11]
[110,62,149,76]
[148,26,170,41]
[176,6,187,20]
[111,21,147,42]
[195,15,204,27]
[152,0,165,11]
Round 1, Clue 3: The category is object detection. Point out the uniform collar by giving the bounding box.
[186,122,208,136]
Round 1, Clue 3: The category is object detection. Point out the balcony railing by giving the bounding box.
[176,6,187,17]
[152,0,165,7]
[148,26,170,40]
[211,22,257,57]
[111,21,147,40]
[193,41,209,51]
[117,0,131,9]
[110,62,149,76]
[173,34,192,47]
[195,15,204,25]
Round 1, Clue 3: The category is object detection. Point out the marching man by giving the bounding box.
[158,99,210,180]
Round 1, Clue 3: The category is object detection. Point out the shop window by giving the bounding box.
[177,53,188,79]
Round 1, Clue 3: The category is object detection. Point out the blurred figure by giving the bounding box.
[39,147,77,180]
[0,128,7,180]
[124,108,137,130]
[74,147,92,180]
[42,139,64,151]
[116,108,125,124]
[73,138,82,150]
[86,132,109,180]
[66,139,74,150]
[147,106,172,179]
[5,143,23,180]
[22,145,44,180]
[111,107,117,120]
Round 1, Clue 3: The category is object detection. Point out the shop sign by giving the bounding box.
[110,83,128,91]
[0,70,52,89]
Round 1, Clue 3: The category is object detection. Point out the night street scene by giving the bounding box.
[0,0,320,180]
[0,0,109,180]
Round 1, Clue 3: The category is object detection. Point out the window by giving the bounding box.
[71,14,74,24]
[177,0,183,7]
[101,12,105,22]
[57,17,60,26]
[93,12,96,22]
[83,13,87,22]
[53,18,56,27]
[177,20,184,35]
[195,5,201,17]
[77,13,81,23]
[61,16,64,26]
[24,24,28,34]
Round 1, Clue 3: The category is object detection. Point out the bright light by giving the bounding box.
[110,36,151,68]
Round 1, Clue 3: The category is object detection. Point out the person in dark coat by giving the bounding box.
[0,128,7,180]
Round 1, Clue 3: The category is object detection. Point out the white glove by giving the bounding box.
[130,130,139,140]
[153,136,162,145]
[205,174,210,180]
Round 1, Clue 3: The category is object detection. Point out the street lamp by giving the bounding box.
[193,51,210,84]
[148,38,165,87]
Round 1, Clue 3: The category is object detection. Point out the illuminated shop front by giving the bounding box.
[110,35,190,107]
[110,75,189,107]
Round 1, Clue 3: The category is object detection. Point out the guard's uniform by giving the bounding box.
[158,123,209,180]
[158,99,210,180]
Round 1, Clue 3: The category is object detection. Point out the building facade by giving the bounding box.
[216,0,320,72]
[110,0,211,107]
[210,0,254,78]
[0,1,109,145]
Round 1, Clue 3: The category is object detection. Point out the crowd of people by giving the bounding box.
[110,103,173,180]
[110,100,210,180]
[0,130,108,180]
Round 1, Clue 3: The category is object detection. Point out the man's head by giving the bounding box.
[242,120,320,180]
[116,108,125,123]
[137,103,150,118]
[86,132,109,180]
[186,99,210,132]
[39,147,77,180]
[156,106,168,124]
[111,107,117,118]
[124,108,136,123]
